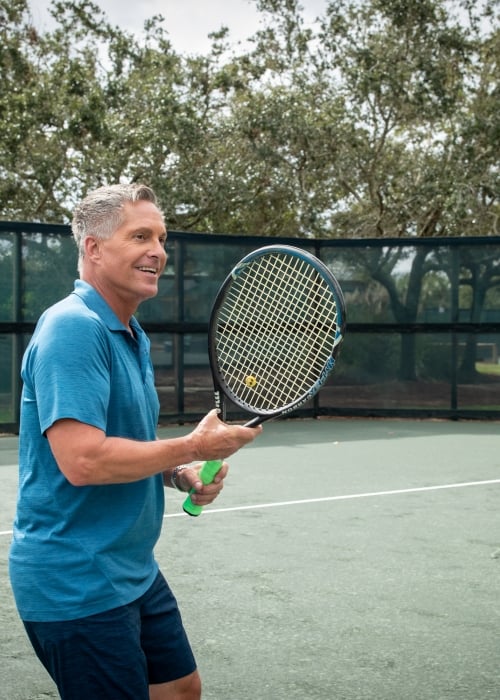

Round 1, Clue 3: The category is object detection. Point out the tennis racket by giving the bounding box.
[183,244,346,515]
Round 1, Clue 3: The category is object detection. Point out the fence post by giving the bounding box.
[450,245,459,412]
[11,230,23,432]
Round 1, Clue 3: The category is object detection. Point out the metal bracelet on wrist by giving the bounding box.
[170,465,189,491]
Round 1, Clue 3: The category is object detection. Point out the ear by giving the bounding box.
[84,236,102,263]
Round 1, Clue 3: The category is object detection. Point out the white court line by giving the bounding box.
[1,478,499,535]
[164,477,500,519]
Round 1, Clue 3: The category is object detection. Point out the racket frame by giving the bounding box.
[207,244,346,427]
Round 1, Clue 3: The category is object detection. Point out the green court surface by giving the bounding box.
[1,418,499,700]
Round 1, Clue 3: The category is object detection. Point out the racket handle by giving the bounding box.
[182,459,223,516]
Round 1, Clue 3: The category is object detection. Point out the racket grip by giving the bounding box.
[182,459,223,516]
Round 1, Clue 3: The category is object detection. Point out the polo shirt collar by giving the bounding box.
[72,279,137,334]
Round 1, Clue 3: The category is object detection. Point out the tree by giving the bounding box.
[0,0,498,240]
[458,246,500,380]
[0,0,188,220]
[0,0,111,219]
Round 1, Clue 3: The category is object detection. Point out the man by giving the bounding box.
[9,183,261,700]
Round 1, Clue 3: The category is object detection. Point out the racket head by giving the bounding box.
[208,245,346,424]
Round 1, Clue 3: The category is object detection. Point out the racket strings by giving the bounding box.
[215,252,339,411]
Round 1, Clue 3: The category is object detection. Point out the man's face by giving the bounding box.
[92,200,168,309]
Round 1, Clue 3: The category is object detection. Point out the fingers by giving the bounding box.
[191,411,262,463]
[187,461,228,506]
[179,461,228,490]
[191,479,224,506]
[205,460,228,483]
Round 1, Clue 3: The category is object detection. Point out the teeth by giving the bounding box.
[138,267,157,274]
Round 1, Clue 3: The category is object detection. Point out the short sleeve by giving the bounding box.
[26,309,111,435]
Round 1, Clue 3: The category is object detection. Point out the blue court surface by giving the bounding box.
[1,418,499,699]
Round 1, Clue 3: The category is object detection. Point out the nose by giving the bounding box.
[150,237,167,261]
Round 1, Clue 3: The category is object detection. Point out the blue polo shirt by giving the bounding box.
[9,280,164,622]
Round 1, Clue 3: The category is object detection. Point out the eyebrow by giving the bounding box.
[129,227,167,236]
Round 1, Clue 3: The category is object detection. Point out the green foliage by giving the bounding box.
[0,0,498,240]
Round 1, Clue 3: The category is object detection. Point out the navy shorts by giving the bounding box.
[23,571,197,700]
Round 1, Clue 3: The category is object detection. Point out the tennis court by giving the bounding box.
[1,418,499,700]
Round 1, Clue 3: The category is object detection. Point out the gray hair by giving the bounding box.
[71,183,162,273]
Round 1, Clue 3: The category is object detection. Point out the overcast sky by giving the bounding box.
[30,0,328,54]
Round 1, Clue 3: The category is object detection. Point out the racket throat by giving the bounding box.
[214,389,226,421]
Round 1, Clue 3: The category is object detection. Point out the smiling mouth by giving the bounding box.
[137,266,158,276]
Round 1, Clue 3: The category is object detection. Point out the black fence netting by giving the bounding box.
[1,222,500,432]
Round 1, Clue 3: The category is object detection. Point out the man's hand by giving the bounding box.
[169,461,229,507]
[189,409,262,463]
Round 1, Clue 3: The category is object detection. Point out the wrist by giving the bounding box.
[170,465,189,491]
[185,431,202,463]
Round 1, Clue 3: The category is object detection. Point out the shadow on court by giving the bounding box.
[1,419,499,699]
